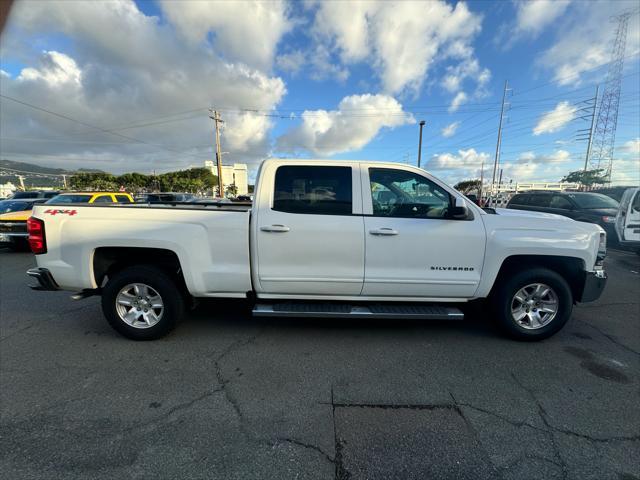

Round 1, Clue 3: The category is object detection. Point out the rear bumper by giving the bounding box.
[26,268,60,291]
[578,269,607,303]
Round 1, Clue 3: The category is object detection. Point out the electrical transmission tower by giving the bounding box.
[590,9,635,183]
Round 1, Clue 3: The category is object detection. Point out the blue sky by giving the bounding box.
[0,0,638,185]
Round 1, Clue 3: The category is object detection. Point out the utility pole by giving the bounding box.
[209,109,225,198]
[62,174,68,189]
[417,120,426,168]
[576,85,599,173]
[17,175,25,191]
[491,80,510,194]
[478,157,485,206]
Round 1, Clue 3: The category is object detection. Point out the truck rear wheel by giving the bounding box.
[101,265,184,340]
[492,268,572,341]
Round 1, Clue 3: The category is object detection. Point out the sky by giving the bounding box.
[0,0,639,186]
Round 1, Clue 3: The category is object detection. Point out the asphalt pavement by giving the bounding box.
[1,248,638,479]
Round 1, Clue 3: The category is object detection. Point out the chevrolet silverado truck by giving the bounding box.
[26,159,607,341]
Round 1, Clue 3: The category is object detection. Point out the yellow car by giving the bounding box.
[0,192,133,250]
[0,198,48,250]
[47,192,134,204]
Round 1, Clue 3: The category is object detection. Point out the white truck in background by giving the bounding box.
[27,159,607,341]
[615,187,640,254]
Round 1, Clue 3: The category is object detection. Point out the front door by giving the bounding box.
[254,163,365,296]
[362,166,486,298]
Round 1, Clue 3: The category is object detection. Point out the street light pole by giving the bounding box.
[417,120,426,168]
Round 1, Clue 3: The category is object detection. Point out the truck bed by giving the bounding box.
[31,202,253,296]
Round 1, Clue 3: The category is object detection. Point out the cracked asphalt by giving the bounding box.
[1,248,639,479]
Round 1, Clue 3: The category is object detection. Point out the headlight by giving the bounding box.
[596,232,606,266]
[601,215,616,223]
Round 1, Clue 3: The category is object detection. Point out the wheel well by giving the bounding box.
[93,247,187,292]
[492,255,585,300]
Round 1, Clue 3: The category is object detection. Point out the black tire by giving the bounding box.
[101,265,184,340]
[491,268,573,341]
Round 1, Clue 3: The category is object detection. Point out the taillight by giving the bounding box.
[27,217,47,254]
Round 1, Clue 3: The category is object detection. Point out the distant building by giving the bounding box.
[0,182,16,198]
[204,161,248,196]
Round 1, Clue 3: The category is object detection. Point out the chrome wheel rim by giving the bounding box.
[115,283,164,329]
[510,283,558,330]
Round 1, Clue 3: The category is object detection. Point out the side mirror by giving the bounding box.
[451,197,471,220]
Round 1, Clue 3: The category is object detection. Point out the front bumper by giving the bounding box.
[26,268,60,291]
[578,269,607,303]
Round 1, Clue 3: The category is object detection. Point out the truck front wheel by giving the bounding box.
[492,268,573,341]
[101,265,184,340]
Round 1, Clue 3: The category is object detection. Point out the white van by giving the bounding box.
[615,187,640,254]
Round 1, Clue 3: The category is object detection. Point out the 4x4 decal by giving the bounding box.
[44,209,78,216]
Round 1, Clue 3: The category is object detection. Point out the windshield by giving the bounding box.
[47,194,93,203]
[0,200,35,213]
[568,193,619,209]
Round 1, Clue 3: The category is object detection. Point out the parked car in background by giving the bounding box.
[0,198,47,250]
[135,192,195,203]
[615,187,640,254]
[592,186,636,203]
[507,191,619,243]
[7,190,60,200]
[46,192,134,204]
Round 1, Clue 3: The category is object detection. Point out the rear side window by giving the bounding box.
[509,194,529,205]
[550,195,573,209]
[115,195,132,203]
[48,194,93,203]
[273,166,352,215]
[528,194,551,207]
[93,195,114,203]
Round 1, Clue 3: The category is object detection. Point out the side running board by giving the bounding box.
[252,302,464,320]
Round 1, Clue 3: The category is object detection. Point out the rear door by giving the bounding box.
[617,188,640,242]
[361,165,486,298]
[254,162,365,296]
[548,194,577,219]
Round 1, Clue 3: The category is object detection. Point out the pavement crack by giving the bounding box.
[269,437,335,465]
[121,388,223,434]
[332,402,454,411]
[510,373,569,480]
[332,385,351,480]
[576,319,640,356]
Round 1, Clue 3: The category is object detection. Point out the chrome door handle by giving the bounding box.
[369,228,398,236]
[260,224,290,233]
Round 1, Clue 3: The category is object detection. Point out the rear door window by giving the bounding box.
[509,194,529,206]
[93,195,114,203]
[528,194,551,208]
[273,166,352,215]
[115,194,132,203]
[550,195,573,210]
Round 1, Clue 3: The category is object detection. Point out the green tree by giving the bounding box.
[561,169,607,187]
[69,172,118,191]
[454,179,482,194]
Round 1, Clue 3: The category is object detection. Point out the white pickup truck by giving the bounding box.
[26,159,607,341]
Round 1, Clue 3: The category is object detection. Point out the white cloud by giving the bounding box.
[533,101,577,135]
[0,0,287,172]
[276,50,305,75]
[308,45,350,82]
[309,0,484,94]
[0,69,10,78]
[17,51,82,88]
[620,138,640,156]
[158,0,291,70]
[428,148,489,170]
[449,92,468,113]
[515,0,571,37]
[516,150,572,164]
[277,94,414,156]
[441,122,460,138]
